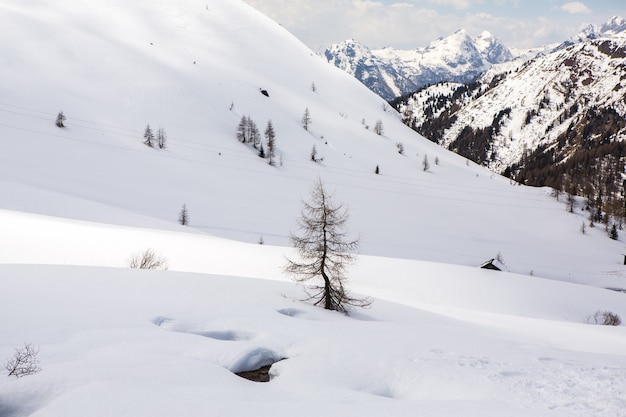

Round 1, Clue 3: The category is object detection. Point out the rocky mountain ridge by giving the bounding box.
[324,29,515,101]
[392,16,626,222]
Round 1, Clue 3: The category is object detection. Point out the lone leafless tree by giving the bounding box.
[5,343,41,378]
[285,178,371,313]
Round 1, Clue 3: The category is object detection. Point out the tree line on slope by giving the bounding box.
[391,83,626,240]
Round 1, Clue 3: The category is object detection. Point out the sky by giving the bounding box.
[241,0,624,51]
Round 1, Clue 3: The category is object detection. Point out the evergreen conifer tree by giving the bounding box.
[143,124,155,147]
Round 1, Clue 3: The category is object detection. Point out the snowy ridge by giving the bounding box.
[324,29,516,101]
[1,1,626,416]
[396,17,626,173]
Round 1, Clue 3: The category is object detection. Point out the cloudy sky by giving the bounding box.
[242,0,624,51]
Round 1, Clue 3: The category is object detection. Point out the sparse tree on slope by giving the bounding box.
[374,119,383,135]
[236,116,249,143]
[302,107,311,131]
[310,145,318,162]
[143,124,155,147]
[5,343,41,378]
[55,111,66,128]
[178,204,189,226]
[265,120,276,165]
[157,127,167,149]
[236,115,266,154]
[285,178,372,313]
[249,119,261,149]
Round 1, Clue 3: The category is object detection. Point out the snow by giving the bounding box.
[1,0,626,416]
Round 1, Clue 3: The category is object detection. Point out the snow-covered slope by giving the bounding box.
[1,2,626,416]
[324,29,515,100]
[2,0,622,284]
[396,17,626,175]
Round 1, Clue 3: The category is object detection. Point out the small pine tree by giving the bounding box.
[435,156,440,165]
[310,145,318,162]
[396,142,404,155]
[423,154,430,171]
[157,127,167,149]
[143,124,155,147]
[258,143,265,158]
[55,111,66,128]
[374,120,383,135]
[249,119,261,148]
[236,116,248,143]
[302,107,311,131]
[610,224,618,240]
[581,221,586,234]
[375,165,380,175]
[265,120,276,165]
[178,204,189,226]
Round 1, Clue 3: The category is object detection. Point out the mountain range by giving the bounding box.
[324,29,517,101]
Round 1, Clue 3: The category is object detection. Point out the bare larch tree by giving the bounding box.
[285,178,371,313]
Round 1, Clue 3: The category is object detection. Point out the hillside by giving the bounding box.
[1,1,626,416]
[393,18,626,227]
[2,0,623,281]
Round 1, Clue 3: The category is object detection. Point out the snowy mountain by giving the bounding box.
[572,15,626,43]
[324,29,514,100]
[393,16,626,224]
[475,31,514,64]
[1,1,626,416]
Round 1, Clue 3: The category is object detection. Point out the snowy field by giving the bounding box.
[1,0,626,416]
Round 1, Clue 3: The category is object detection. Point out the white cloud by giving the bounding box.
[561,2,591,14]
[426,0,473,10]
[242,0,597,51]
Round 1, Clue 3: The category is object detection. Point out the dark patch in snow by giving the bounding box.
[230,348,285,382]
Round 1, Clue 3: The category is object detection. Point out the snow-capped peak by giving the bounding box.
[421,28,486,72]
[324,28,518,100]
[573,15,626,42]
[600,15,626,36]
[474,30,514,64]
[427,28,473,52]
